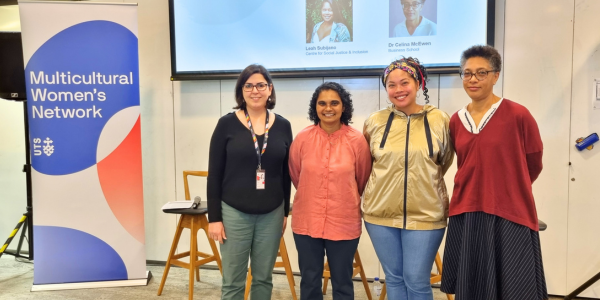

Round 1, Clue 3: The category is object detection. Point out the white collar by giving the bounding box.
[458,98,504,134]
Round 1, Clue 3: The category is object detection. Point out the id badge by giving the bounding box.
[256,169,265,190]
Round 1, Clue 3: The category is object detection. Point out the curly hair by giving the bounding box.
[381,57,430,103]
[460,45,502,72]
[234,64,276,110]
[308,82,354,125]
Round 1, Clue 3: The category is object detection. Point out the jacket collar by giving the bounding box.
[387,104,436,118]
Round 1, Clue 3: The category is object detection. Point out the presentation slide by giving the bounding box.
[172,0,489,74]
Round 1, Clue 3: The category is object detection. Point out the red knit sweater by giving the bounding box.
[449,99,543,231]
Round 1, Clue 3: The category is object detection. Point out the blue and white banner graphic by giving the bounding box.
[19,1,146,287]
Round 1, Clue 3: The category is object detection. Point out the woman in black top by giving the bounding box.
[207,64,293,300]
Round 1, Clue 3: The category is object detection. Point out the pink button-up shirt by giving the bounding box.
[289,124,372,241]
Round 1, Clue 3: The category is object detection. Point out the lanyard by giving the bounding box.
[244,109,270,170]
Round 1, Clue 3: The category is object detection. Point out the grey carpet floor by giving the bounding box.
[0,256,577,299]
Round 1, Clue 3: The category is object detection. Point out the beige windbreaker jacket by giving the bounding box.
[363,105,455,230]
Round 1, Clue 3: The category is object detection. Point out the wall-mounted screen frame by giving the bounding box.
[169,0,495,80]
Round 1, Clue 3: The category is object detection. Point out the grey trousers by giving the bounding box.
[220,202,284,300]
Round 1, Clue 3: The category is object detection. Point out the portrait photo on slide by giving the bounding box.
[389,0,438,38]
[306,0,353,43]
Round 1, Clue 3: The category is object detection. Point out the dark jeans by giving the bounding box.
[293,233,360,300]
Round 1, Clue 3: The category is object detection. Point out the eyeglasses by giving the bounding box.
[401,1,422,10]
[243,82,270,92]
[460,70,497,81]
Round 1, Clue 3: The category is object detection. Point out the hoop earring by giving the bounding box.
[385,97,391,105]
[417,91,421,98]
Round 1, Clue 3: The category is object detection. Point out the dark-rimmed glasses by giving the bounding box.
[460,70,497,81]
[243,82,270,92]
[401,1,422,10]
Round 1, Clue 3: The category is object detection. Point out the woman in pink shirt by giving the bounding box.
[289,82,372,300]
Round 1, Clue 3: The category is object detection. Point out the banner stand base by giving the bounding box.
[31,270,152,292]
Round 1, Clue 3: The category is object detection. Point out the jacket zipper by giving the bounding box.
[403,116,411,229]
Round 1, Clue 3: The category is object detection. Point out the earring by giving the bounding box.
[385,97,392,104]
[417,91,421,98]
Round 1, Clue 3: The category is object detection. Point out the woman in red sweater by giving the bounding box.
[440,45,548,300]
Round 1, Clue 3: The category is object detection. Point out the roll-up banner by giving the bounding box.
[19,1,148,291]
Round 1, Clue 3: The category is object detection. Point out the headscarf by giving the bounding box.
[382,58,425,92]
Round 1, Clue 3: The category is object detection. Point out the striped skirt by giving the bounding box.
[440,212,548,300]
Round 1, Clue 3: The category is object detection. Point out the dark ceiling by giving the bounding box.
[0,0,84,6]
[0,0,18,6]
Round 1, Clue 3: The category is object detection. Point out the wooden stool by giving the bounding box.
[244,207,297,300]
[157,171,223,300]
[323,250,373,300]
[379,252,453,300]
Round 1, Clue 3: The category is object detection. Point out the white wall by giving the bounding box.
[0,5,20,31]
[567,0,600,297]
[3,0,600,297]
[502,0,575,294]
[136,0,179,263]
[0,100,28,253]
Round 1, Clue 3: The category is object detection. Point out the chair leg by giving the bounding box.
[208,236,223,275]
[434,252,443,275]
[434,252,454,300]
[195,241,200,282]
[279,237,298,300]
[189,217,198,300]
[244,268,253,300]
[202,215,223,275]
[355,251,373,300]
[322,262,330,295]
[158,216,185,296]
[380,282,386,300]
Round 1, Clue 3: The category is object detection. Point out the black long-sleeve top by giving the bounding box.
[207,112,293,222]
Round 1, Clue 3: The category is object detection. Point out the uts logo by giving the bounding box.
[32,137,54,156]
[43,138,54,156]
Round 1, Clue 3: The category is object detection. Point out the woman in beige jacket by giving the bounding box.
[363,57,454,300]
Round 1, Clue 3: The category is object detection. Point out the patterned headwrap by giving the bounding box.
[382,59,425,91]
